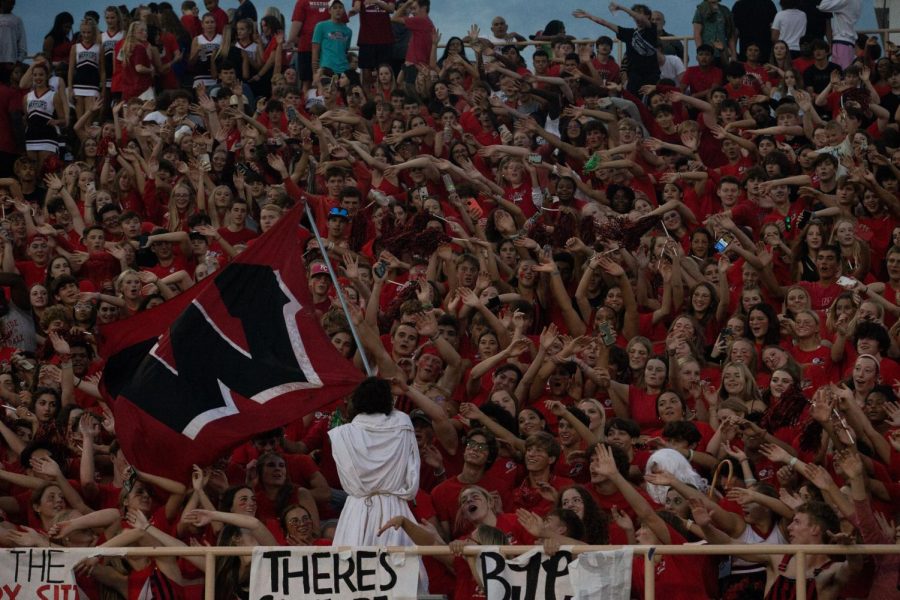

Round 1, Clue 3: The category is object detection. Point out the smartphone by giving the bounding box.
[836,276,858,289]
[795,209,812,230]
[598,321,616,346]
[441,174,456,193]
[199,153,211,171]
[783,215,792,232]
[286,105,298,121]
[714,237,730,253]
[236,162,249,176]
[373,261,387,278]
[527,153,542,164]
[86,181,96,194]
[721,327,733,339]
[498,124,511,137]
[465,198,483,218]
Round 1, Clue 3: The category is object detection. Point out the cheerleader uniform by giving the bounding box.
[235,39,258,61]
[72,41,102,96]
[24,88,59,153]
[102,30,123,89]
[193,33,221,88]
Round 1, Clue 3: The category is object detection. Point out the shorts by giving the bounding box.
[357,43,393,70]
[295,51,314,82]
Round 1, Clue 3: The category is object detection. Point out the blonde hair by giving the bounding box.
[119,21,147,66]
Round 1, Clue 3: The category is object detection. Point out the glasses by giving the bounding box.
[264,462,285,468]
[287,516,311,527]
[466,440,489,452]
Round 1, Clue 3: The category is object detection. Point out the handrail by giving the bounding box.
[47,542,900,600]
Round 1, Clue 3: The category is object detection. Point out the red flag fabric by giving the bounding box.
[99,205,363,480]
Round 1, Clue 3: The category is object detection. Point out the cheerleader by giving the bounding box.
[102,7,125,103]
[24,62,67,172]
[68,18,105,120]
[189,13,221,88]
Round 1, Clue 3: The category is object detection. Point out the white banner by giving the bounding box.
[480,547,632,600]
[0,547,96,600]
[249,547,419,600]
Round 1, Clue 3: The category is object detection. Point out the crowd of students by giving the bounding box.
[0,0,897,598]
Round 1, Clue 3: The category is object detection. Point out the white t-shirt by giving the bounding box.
[772,9,808,51]
[818,0,862,43]
[660,55,686,83]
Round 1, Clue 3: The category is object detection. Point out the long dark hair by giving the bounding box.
[746,303,782,346]
[557,485,609,544]
[255,451,294,517]
[46,12,74,43]
[215,525,247,600]
[438,37,471,66]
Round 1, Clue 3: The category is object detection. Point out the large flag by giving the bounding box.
[100,205,363,480]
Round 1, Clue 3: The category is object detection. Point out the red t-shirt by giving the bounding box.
[181,15,201,38]
[681,66,723,95]
[628,386,663,432]
[357,2,394,45]
[586,483,659,522]
[403,15,435,65]
[217,226,259,246]
[631,525,710,600]
[120,42,153,100]
[291,0,332,52]
[798,280,844,311]
[509,474,575,516]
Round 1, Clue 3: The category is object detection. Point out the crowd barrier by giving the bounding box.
[20,542,896,599]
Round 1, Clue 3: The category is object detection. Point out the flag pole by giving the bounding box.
[302,202,374,376]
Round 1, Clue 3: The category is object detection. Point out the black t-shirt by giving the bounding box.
[803,62,841,94]
[881,91,900,121]
[800,0,830,40]
[618,26,659,75]
[232,0,257,23]
[732,0,777,58]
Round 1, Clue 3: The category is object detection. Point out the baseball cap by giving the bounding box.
[309,262,329,277]
[328,207,350,221]
[174,125,193,144]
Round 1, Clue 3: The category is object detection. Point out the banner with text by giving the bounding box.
[0,547,98,600]
[480,547,633,600]
[250,547,419,600]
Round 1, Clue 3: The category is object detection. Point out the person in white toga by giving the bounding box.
[329,376,421,544]
[329,377,428,591]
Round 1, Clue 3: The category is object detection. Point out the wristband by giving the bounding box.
[687,449,694,462]
[788,457,799,468]
[142,522,151,531]
[745,477,757,485]
[433,468,446,477]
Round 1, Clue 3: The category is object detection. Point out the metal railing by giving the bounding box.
[65,542,900,600]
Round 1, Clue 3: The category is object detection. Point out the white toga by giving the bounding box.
[329,410,427,591]
[329,410,421,546]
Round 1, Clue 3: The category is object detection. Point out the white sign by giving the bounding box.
[0,547,92,600]
[250,547,419,600]
[480,547,633,600]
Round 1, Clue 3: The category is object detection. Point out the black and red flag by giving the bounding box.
[100,205,363,480]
